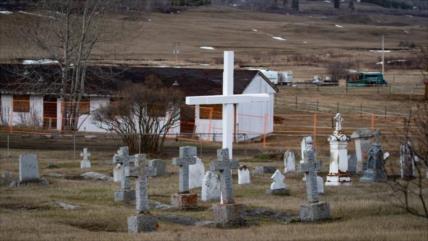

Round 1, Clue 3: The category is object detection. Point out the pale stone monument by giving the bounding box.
[80,148,91,169]
[300,148,331,222]
[317,176,324,194]
[189,157,205,189]
[210,148,244,226]
[113,163,123,183]
[299,136,319,173]
[351,128,373,173]
[171,146,198,209]
[360,130,387,182]
[267,169,289,195]
[19,154,40,183]
[284,150,296,173]
[201,171,221,202]
[348,154,357,174]
[238,165,251,185]
[185,51,270,159]
[326,113,351,186]
[400,142,416,180]
[149,159,166,177]
[127,154,158,233]
[113,147,135,202]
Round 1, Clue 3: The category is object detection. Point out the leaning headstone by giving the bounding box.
[127,154,158,233]
[326,113,351,186]
[19,154,40,183]
[348,154,357,174]
[80,148,91,169]
[299,148,331,222]
[360,130,387,182]
[284,150,296,173]
[210,148,244,227]
[254,166,276,174]
[149,159,166,177]
[400,142,416,180]
[189,157,205,189]
[113,147,135,202]
[351,128,373,173]
[238,165,251,185]
[267,170,289,195]
[113,164,123,183]
[171,146,198,209]
[201,171,221,202]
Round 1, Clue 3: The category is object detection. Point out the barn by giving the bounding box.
[0,64,277,142]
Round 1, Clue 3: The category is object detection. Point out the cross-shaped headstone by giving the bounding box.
[186,51,270,159]
[210,148,239,204]
[127,154,155,213]
[114,147,132,193]
[80,148,91,161]
[172,146,197,193]
[300,148,319,203]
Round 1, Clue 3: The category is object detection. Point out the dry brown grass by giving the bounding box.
[1,148,427,241]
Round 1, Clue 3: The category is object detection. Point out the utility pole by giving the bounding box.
[382,35,385,75]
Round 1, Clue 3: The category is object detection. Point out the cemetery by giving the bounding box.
[0,2,427,241]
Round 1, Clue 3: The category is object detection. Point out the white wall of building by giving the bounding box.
[1,94,43,127]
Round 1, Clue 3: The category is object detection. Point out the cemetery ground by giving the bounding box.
[1,148,427,241]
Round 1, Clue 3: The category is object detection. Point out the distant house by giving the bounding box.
[0,64,278,142]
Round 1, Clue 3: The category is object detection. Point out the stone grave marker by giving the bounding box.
[149,159,166,177]
[80,148,91,169]
[201,171,221,202]
[189,157,205,189]
[19,154,40,183]
[351,128,373,173]
[238,165,251,185]
[267,169,289,195]
[400,142,416,180]
[360,130,387,182]
[127,154,158,233]
[171,146,198,209]
[284,150,296,173]
[299,148,331,222]
[113,146,135,202]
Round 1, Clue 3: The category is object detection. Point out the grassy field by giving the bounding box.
[0,148,427,241]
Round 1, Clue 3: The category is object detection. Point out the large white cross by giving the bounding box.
[186,51,270,159]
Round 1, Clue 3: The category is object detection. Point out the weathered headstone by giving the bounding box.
[400,142,416,180]
[113,164,123,183]
[299,148,331,222]
[171,146,198,209]
[189,157,205,189]
[284,150,296,173]
[80,148,91,169]
[317,176,324,194]
[210,148,244,227]
[201,171,221,202]
[267,169,289,195]
[351,128,373,173]
[326,113,351,186]
[299,136,319,173]
[238,165,251,185]
[127,154,158,233]
[348,154,357,174]
[113,147,135,202]
[19,154,40,183]
[360,130,387,182]
[149,159,166,177]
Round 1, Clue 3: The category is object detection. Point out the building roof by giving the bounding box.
[0,64,277,97]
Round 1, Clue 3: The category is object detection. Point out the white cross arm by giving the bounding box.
[185,93,269,105]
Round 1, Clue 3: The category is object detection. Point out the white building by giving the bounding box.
[0,64,277,142]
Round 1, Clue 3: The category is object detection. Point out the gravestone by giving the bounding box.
[127,154,158,233]
[171,146,198,209]
[326,113,351,186]
[80,148,91,169]
[360,130,387,182]
[201,171,221,202]
[19,154,40,183]
[400,142,416,180]
[348,154,357,174]
[210,148,244,227]
[113,147,135,202]
[189,157,205,189]
[238,165,251,185]
[317,176,324,194]
[284,150,296,173]
[299,148,331,222]
[267,169,289,195]
[351,128,373,173]
[149,159,166,177]
[299,136,320,173]
[113,164,123,183]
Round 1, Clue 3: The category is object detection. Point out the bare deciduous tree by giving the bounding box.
[93,77,183,154]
